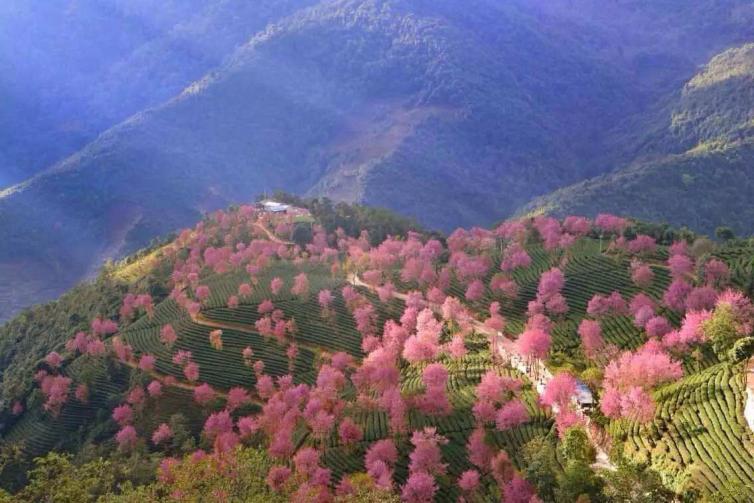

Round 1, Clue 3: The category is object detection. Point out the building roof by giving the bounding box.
[259,200,289,212]
[575,380,594,405]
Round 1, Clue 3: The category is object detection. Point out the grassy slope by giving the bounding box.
[115,262,555,501]
[612,362,754,499]
[524,140,754,236]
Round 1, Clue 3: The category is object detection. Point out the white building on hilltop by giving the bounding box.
[258,200,290,213]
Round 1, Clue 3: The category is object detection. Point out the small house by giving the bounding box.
[574,380,594,409]
[258,200,290,213]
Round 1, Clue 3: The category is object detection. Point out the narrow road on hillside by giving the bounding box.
[348,272,615,470]
[253,222,295,246]
[190,311,359,368]
[110,221,301,409]
[107,336,273,405]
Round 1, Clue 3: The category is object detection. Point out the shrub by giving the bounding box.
[729,337,754,363]
[559,427,596,464]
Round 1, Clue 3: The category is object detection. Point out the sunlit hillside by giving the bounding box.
[2,199,754,501]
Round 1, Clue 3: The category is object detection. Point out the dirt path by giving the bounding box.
[122,358,226,398]
[191,311,356,367]
[121,355,272,406]
[110,220,301,407]
[108,335,273,405]
[591,446,615,471]
[253,222,294,246]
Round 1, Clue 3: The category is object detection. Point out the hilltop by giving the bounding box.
[2,201,754,500]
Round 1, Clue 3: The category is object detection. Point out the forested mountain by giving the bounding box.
[525,43,754,235]
[1,0,753,322]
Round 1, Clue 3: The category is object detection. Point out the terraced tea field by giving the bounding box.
[612,362,754,499]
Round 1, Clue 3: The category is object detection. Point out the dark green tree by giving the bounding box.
[14,453,116,502]
[715,226,736,242]
[291,223,314,248]
[729,336,754,363]
[522,437,560,502]
[602,457,674,502]
[560,427,596,464]
[557,460,605,503]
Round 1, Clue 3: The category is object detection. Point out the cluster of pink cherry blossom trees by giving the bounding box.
[24,202,754,501]
[541,372,583,436]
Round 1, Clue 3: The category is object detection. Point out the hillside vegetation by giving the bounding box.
[2,202,754,501]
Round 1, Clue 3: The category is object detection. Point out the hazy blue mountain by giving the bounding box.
[1,0,753,321]
[0,0,318,187]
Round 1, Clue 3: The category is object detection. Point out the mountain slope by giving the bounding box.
[2,203,754,500]
[524,43,754,235]
[1,0,753,322]
[0,0,319,187]
[525,140,754,235]
[0,0,634,320]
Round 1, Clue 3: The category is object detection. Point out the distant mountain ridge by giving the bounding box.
[524,43,754,236]
[1,0,754,321]
[0,0,322,187]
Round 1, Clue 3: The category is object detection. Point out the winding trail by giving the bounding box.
[348,272,615,470]
[110,337,272,405]
[253,222,294,246]
[122,358,228,399]
[121,219,612,466]
[190,311,359,368]
[108,218,308,408]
